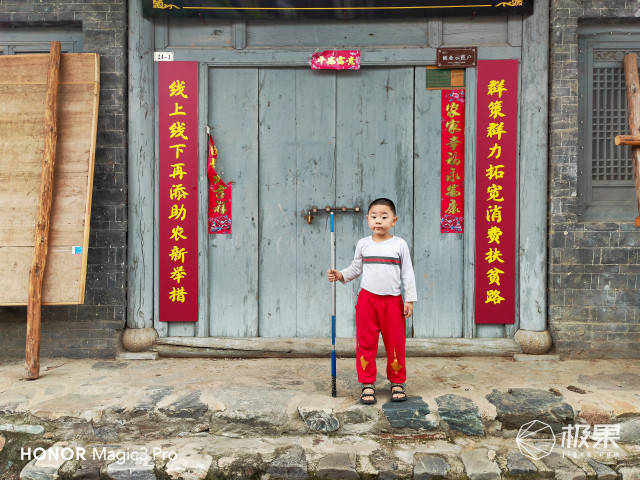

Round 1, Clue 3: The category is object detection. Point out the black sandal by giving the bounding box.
[360,384,376,405]
[391,383,407,402]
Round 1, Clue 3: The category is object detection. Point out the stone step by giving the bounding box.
[13,437,639,480]
[0,387,595,443]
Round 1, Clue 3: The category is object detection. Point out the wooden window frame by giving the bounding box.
[0,27,82,55]
[578,27,640,221]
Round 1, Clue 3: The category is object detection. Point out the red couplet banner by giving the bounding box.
[158,62,199,322]
[474,60,518,324]
[207,133,232,234]
[440,89,465,233]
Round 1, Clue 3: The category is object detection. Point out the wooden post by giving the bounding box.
[623,53,640,227]
[615,134,640,146]
[25,41,61,380]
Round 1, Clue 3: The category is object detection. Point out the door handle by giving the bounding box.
[302,206,361,224]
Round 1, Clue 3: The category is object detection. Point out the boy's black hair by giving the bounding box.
[368,198,396,215]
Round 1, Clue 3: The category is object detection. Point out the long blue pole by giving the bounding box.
[330,212,336,397]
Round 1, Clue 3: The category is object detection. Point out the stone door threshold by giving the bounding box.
[154,336,522,358]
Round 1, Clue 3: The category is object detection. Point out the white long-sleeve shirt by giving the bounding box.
[340,235,417,302]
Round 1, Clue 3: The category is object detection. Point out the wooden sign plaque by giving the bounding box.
[437,47,478,68]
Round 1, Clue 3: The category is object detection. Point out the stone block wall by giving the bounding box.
[549,0,640,358]
[0,1,127,359]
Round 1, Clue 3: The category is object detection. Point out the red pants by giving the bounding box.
[355,288,406,384]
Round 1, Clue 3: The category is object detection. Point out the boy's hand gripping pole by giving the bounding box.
[330,212,337,398]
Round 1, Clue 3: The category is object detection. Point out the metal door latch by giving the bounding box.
[302,206,361,224]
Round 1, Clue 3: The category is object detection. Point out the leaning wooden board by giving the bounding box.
[0,53,99,305]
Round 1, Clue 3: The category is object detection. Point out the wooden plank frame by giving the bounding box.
[0,53,99,306]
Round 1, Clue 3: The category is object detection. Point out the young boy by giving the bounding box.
[327,198,417,404]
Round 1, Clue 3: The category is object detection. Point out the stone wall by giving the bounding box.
[0,1,127,359]
[549,0,640,358]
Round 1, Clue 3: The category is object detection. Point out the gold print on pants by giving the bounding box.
[390,348,403,374]
[360,356,369,371]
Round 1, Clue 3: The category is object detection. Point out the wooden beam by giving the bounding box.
[615,134,640,146]
[623,53,640,227]
[25,41,61,380]
[154,336,522,358]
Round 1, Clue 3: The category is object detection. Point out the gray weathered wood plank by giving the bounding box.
[517,0,549,333]
[428,18,442,48]
[294,70,336,337]
[164,20,517,50]
[246,20,428,48]
[505,54,523,339]
[168,47,522,66]
[413,69,463,338]
[197,63,209,338]
[127,0,155,329]
[166,17,231,48]
[232,20,247,50]
[208,67,259,337]
[476,324,505,338]
[154,17,169,50]
[507,16,523,47]
[335,67,414,338]
[258,68,299,337]
[154,22,168,338]
[442,17,508,46]
[463,67,476,339]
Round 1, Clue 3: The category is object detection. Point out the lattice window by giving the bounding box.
[577,32,640,220]
[591,62,634,183]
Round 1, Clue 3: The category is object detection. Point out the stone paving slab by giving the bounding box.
[435,394,484,436]
[413,453,450,480]
[316,452,359,480]
[460,448,501,480]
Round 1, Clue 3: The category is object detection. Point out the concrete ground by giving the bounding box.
[1,355,640,479]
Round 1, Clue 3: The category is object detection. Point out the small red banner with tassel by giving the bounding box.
[207,133,232,234]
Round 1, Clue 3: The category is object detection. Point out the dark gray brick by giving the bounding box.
[565,289,615,306]
[596,273,631,289]
[581,222,620,231]
[562,248,595,265]
[551,263,586,273]
[620,265,640,273]
[619,231,640,247]
[558,273,593,289]
[616,290,640,308]
[551,305,592,321]
[591,307,629,322]
[549,289,565,306]
[600,248,629,265]
[584,264,619,274]
[574,231,610,248]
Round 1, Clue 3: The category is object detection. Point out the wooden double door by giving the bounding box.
[206,66,464,338]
